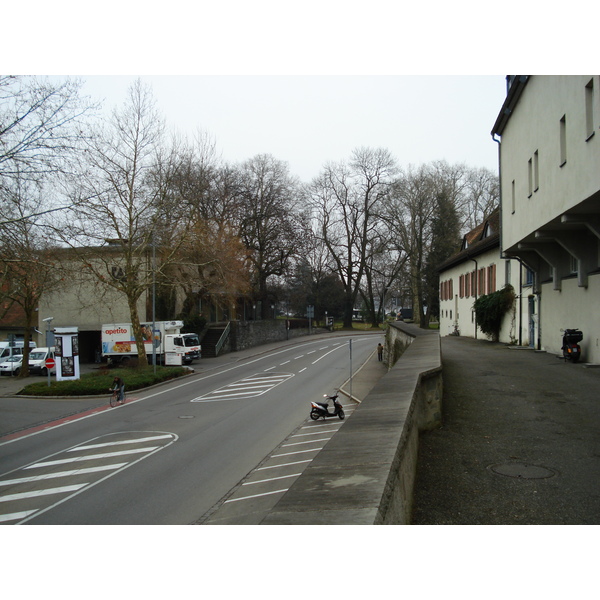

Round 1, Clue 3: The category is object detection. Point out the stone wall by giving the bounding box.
[229,320,326,353]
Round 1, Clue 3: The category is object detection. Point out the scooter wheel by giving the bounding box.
[338,410,345,420]
[310,410,320,420]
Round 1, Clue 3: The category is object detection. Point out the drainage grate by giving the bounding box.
[489,462,557,479]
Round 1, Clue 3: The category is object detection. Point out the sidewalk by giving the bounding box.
[412,336,600,525]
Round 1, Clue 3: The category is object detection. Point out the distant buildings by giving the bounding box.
[440,75,600,364]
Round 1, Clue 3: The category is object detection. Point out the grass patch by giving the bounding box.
[18,366,191,397]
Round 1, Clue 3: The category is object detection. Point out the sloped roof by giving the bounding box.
[437,209,500,273]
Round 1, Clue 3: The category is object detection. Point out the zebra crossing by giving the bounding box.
[0,431,177,524]
[191,372,294,403]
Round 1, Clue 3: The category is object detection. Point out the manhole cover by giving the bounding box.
[489,462,556,479]
[179,415,195,419]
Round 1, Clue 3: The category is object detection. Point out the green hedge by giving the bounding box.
[18,366,190,397]
[473,284,515,342]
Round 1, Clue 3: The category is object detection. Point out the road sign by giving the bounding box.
[45,357,56,369]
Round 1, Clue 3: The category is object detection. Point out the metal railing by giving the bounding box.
[214,321,231,357]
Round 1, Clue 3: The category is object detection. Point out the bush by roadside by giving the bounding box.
[17,366,191,397]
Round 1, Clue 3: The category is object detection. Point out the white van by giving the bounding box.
[28,347,56,375]
[0,340,36,361]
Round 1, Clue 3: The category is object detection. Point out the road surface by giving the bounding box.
[0,333,377,524]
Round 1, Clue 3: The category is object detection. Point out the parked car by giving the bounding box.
[0,355,24,376]
[28,347,56,375]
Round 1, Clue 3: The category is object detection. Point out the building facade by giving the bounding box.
[438,211,529,344]
[491,75,600,363]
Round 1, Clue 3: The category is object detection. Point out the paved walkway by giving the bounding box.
[412,336,600,525]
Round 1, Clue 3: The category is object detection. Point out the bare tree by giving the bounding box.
[0,75,97,224]
[57,79,187,365]
[309,147,398,328]
[0,178,64,375]
[235,154,305,319]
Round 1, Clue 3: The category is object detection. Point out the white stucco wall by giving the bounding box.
[539,273,600,363]
[439,249,526,344]
[500,76,600,251]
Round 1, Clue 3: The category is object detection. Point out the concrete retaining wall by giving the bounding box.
[262,323,442,524]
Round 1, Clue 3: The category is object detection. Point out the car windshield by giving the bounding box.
[5,356,21,362]
[184,336,199,346]
[29,352,45,360]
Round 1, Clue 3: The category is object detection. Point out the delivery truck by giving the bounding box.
[101,321,201,366]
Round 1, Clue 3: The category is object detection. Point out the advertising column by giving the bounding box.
[54,327,80,381]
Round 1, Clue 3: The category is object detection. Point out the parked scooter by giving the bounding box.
[561,328,583,362]
[310,392,345,420]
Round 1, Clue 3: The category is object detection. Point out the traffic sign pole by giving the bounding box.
[45,357,55,387]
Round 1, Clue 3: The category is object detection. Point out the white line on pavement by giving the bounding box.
[68,435,172,451]
[293,429,339,437]
[282,438,331,447]
[0,463,127,486]
[24,447,159,468]
[242,473,302,486]
[256,459,312,471]
[271,448,323,458]
[224,489,288,503]
[0,510,37,523]
[0,483,87,502]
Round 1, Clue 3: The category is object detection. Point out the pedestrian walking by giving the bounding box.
[377,343,383,362]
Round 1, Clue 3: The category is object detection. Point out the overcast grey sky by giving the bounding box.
[13,1,592,186]
[79,75,507,182]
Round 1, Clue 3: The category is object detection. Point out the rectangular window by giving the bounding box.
[560,115,567,166]
[488,264,497,293]
[569,255,578,274]
[511,179,516,213]
[585,78,595,140]
[525,267,534,286]
[505,259,511,286]
[528,157,533,196]
[533,150,539,192]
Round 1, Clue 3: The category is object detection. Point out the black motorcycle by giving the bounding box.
[561,328,583,362]
[310,392,345,420]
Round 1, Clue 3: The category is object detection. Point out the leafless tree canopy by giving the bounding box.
[1,76,499,353]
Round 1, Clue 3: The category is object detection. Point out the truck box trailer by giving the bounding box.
[101,321,201,365]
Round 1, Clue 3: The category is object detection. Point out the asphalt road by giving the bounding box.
[0,333,377,524]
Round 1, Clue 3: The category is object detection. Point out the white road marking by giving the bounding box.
[192,373,293,403]
[224,489,288,503]
[24,447,159,468]
[293,429,339,437]
[256,459,312,471]
[0,463,127,486]
[282,438,331,447]
[242,473,302,486]
[0,510,37,523]
[271,448,323,458]
[68,435,172,451]
[0,483,87,502]
[2,431,178,525]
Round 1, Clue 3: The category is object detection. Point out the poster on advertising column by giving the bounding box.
[54,327,80,381]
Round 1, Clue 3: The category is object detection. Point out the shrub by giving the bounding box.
[18,366,190,397]
[474,284,515,342]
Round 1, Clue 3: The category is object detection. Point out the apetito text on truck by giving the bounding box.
[101,321,201,365]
